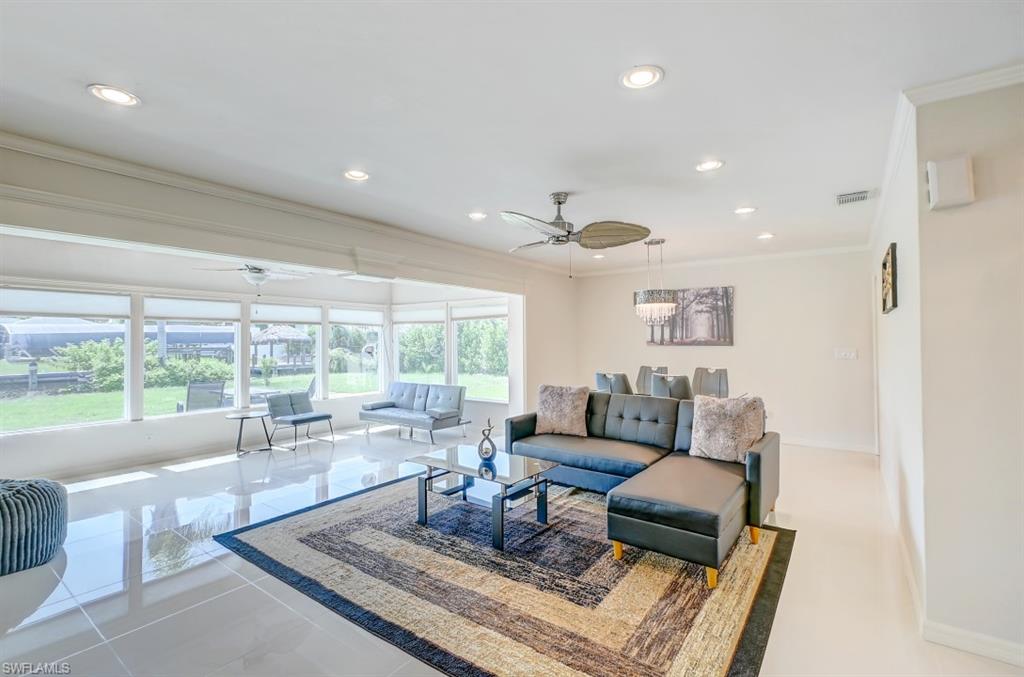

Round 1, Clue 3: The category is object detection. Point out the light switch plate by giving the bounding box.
[834,349,858,360]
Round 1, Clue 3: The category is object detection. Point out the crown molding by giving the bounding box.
[573,244,870,278]
[0,131,565,277]
[904,62,1024,106]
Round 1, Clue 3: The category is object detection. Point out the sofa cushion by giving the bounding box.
[513,434,666,477]
[426,385,464,413]
[691,395,765,463]
[604,394,677,450]
[276,412,332,425]
[586,391,611,436]
[607,453,746,537]
[426,407,459,420]
[362,400,395,411]
[674,399,694,452]
[535,385,589,437]
[386,382,420,410]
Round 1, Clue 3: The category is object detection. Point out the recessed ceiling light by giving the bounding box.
[695,159,724,172]
[87,84,140,106]
[592,254,606,259]
[734,206,757,215]
[467,212,487,221]
[343,169,369,182]
[757,232,774,240]
[621,65,664,89]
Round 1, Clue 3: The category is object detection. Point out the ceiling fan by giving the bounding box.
[502,192,651,254]
[197,263,311,294]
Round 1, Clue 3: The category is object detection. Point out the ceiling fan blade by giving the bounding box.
[499,211,567,237]
[508,240,548,254]
[576,221,651,249]
[195,267,246,272]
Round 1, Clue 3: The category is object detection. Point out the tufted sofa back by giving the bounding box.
[581,392,677,450]
[386,382,466,415]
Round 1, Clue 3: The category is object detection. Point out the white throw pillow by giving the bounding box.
[535,385,590,437]
[690,395,765,463]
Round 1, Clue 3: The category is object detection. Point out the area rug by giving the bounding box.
[214,476,795,677]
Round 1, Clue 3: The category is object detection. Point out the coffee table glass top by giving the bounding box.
[408,445,557,486]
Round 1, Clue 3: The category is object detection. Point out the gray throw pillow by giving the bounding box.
[535,385,590,437]
[690,395,765,463]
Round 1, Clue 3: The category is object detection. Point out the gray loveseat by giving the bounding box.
[505,391,779,588]
[360,382,467,443]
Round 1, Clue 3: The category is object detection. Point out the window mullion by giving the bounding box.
[238,300,251,408]
[128,293,144,421]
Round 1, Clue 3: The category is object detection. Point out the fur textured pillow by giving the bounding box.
[535,385,590,437]
[690,395,765,463]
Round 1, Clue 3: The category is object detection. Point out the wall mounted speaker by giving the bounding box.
[926,156,975,210]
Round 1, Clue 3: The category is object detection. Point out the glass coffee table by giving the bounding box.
[407,444,559,550]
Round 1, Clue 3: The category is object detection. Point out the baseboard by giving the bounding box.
[923,620,1024,667]
[895,521,924,634]
[783,438,877,454]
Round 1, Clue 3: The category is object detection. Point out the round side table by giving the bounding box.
[225,410,274,455]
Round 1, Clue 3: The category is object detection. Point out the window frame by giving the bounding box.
[450,305,510,404]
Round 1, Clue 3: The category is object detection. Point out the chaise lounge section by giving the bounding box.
[506,391,779,587]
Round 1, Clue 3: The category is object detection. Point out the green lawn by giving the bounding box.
[0,371,508,433]
[0,359,62,375]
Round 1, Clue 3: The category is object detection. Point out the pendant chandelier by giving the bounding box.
[634,238,677,325]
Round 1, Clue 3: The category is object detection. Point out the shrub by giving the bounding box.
[52,338,126,391]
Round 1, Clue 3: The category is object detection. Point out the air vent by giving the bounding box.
[836,190,870,206]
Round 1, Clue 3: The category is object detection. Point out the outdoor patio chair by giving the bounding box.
[266,392,334,451]
[176,381,225,413]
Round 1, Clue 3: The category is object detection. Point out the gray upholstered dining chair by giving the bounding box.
[595,372,633,394]
[692,368,729,397]
[650,373,693,399]
[635,366,667,396]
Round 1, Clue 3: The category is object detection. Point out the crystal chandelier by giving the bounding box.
[634,238,677,325]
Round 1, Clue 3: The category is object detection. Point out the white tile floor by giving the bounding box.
[1,425,1020,676]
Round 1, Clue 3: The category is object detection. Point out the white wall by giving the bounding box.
[870,97,928,614]
[917,84,1024,653]
[574,249,876,452]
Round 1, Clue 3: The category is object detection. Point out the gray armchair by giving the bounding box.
[266,392,334,450]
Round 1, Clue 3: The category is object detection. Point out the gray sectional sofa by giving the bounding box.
[505,391,779,588]
[360,382,466,443]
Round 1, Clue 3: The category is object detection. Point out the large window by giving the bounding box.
[143,298,241,416]
[328,308,383,396]
[455,318,509,401]
[394,306,446,384]
[251,304,320,402]
[0,289,129,432]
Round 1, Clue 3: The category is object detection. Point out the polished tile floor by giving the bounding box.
[1,426,1020,676]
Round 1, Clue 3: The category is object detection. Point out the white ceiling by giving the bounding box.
[1,1,1021,271]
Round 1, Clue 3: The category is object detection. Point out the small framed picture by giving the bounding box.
[881,243,897,314]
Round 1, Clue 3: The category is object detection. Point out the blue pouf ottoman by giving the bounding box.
[0,478,68,576]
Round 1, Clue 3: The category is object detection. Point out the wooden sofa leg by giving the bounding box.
[749,526,760,544]
[705,567,718,589]
[612,540,623,560]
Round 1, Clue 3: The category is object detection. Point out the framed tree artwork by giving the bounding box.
[881,242,897,314]
[647,286,734,346]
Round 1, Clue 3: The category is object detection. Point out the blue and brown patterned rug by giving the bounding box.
[214,476,794,677]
